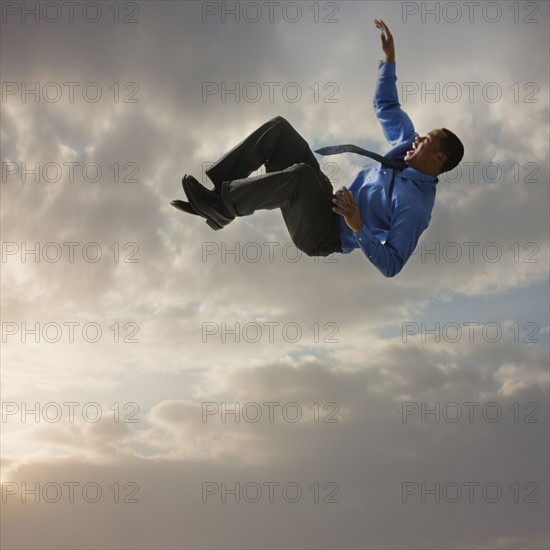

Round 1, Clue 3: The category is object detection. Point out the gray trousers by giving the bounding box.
[205,116,343,257]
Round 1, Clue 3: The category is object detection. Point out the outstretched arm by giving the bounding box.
[332,20,410,233]
[372,19,416,145]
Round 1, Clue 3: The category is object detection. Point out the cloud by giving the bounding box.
[2,1,549,548]
[2,334,548,548]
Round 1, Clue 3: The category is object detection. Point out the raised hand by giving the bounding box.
[374,19,395,63]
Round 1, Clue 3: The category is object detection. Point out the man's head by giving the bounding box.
[404,128,464,176]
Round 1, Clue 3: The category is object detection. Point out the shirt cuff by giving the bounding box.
[353,225,378,259]
[378,60,396,76]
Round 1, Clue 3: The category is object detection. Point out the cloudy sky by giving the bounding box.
[1,0,549,548]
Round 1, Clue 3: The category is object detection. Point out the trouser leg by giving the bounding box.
[205,115,331,194]
[222,162,342,257]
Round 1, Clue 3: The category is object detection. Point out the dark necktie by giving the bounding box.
[315,144,408,202]
[314,144,407,170]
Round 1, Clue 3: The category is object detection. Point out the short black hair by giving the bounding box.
[438,128,464,173]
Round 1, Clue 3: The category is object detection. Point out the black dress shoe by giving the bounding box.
[170,199,200,216]
[170,175,201,216]
[182,174,234,230]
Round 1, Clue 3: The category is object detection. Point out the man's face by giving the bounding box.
[404,129,447,174]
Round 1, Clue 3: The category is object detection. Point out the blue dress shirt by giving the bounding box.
[338,61,438,277]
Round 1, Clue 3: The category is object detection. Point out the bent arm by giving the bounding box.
[351,202,430,277]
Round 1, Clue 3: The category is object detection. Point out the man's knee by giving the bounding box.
[271,115,290,126]
[269,115,297,135]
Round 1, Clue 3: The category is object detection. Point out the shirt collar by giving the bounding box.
[400,166,439,185]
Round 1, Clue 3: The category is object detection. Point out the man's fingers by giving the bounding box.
[379,19,389,31]
[343,187,355,203]
[332,205,346,217]
[375,18,392,39]
[333,196,350,214]
[335,194,351,209]
[336,187,356,210]
[333,196,347,209]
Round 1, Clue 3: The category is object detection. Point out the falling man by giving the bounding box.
[171,19,465,277]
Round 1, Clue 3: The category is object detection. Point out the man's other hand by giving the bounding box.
[332,187,364,233]
[374,19,395,63]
